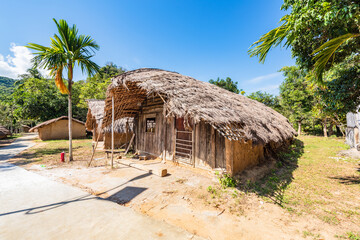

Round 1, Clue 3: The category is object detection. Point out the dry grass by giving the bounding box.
[237,136,360,227]
[8,139,109,167]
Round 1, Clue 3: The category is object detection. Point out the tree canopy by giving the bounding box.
[209,77,244,94]
[249,0,360,80]
[247,91,281,112]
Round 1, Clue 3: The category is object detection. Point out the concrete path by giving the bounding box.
[0,135,202,240]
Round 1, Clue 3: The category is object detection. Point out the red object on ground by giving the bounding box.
[60,152,65,162]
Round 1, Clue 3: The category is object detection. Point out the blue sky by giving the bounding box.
[0,0,294,95]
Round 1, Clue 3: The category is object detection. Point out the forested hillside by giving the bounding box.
[0,63,125,131]
[0,76,16,100]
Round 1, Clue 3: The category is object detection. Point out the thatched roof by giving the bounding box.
[103,68,296,145]
[86,99,133,134]
[103,117,134,133]
[0,126,11,137]
[29,116,85,132]
[85,99,105,131]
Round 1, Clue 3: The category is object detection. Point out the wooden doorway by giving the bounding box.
[175,117,193,165]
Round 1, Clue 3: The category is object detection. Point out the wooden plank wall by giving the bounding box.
[135,96,172,157]
[194,121,226,170]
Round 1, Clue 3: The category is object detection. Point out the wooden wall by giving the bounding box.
[104,132,132,149]
[193,121,226,170]
[134,96,264,175]
[225,138,264,176]
[135,96,172,157]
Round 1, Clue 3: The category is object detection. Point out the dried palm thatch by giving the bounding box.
[102,117,134,133]
[103,68,296,145]
[86,99,134,134]
[29,116,85,132]
[85,99,105,131]
[0,126,11,138]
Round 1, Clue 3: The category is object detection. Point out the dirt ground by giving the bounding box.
[8,137,360,240]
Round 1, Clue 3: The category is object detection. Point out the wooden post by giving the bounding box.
[87,125,102,167]
[111,96,114,168]
[210,127,216,169]
[163,117,167,163]
[125,133,135,155]
[225,138,233,176]
[192,124,196,167]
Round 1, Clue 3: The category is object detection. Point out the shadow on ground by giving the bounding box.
[0,172,151,216]
[329,175,360,185]
[7,146,84,167]
[238,138,304,206]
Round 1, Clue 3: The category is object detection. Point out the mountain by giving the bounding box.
[0,76,16,100]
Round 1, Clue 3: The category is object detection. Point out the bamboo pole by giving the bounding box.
[124,133,135,155]
[87,124,103,167]
[111,96,114,168]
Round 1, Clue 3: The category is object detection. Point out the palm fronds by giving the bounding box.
[248,15,293,63]
[312,33,360,82]
[26,18,100,94]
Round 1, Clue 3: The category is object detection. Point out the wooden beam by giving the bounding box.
[111,96,114,168]
[124,133,135,155]
[210,126,216,169]
[87,126,102,167]
[224,138,233,176]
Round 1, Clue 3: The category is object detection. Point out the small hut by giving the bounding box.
[0,126,11,139]
[85,99,134,149]
[21,125,30,133]
[102,68,296,176]
[85,99,105,141]
[30,116,86,140]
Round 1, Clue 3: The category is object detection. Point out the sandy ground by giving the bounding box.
[21,157,359,240]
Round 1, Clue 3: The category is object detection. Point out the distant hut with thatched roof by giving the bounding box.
[0,126,11,139]
[21,125,30,133]
[85,99,133,149]
[103,68,296,176]
[30,116,86,140]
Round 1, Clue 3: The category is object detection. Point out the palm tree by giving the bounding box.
[248,17,359,82]
[27,19,99,161]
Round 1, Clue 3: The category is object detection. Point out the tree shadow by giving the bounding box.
[329,176,360,185]
[0,172,151,216]
[237,138,304,206]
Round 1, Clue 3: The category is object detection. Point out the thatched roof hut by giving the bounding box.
[30,116,86,140]
[85,99,106,132]
[86,99,134,133]
[102,68,296,175]
[103,68,295,145]
[21,125,30,133]
[0,126,11,139]
[85,99,134,148]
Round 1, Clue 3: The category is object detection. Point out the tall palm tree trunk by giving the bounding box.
[68,65,73,162]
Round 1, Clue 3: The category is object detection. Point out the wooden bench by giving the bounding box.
[105,150,123,159]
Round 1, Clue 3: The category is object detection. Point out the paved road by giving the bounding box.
[0,135,201,240]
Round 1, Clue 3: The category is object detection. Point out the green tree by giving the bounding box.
[313,54,360,136]
[18,68,43,80]
[209,77,244,94]
[279,66,313,136]
[78,63,125,108]
[26,19,99,161]
[247,91,281,112]
[248,0,360,80]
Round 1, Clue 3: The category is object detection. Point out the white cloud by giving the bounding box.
[0,43,49,79]
[246,72,281,84]
[258,84,280,93]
